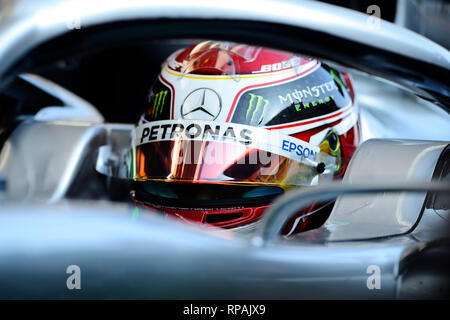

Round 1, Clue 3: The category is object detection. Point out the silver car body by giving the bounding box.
[0,0,448,299]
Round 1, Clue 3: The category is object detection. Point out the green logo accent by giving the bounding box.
[132,206,139,220]
[246,93,269,124]
[153,90,168,118]
[296,95,333,111]
[330,70,345,92]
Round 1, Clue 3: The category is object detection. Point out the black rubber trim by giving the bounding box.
[131,181,281,209]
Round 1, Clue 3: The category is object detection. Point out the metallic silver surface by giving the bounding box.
[328,139,448,241]
[395,0,450,49]
[0,0,449,82]
[0,200,438,299]
[0,0,448,300]
[20,73,104,123]
[0,121,133,203]
[0,123,448,299]
[256,182,450,244]
[351,73,450,142]
[256,140,448,243]
[0,121,107,203]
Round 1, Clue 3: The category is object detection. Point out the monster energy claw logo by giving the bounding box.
[152,90,168,118]
[246,93,269,125]
[330,70,345,92]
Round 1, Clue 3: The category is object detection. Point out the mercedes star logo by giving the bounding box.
[181,88,222,120]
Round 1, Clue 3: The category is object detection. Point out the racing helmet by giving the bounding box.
[128,41,360,232]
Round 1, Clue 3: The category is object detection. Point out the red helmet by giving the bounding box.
[129,41,360,233]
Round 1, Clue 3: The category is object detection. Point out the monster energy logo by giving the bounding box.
[246,93,269,125]
[152,90,168,118]
[329,70,345,92]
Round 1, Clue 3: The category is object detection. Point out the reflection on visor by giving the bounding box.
[179,41,267,78]
[129,120,337,188]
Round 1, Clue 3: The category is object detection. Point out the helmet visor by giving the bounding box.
[129,119,336,188]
